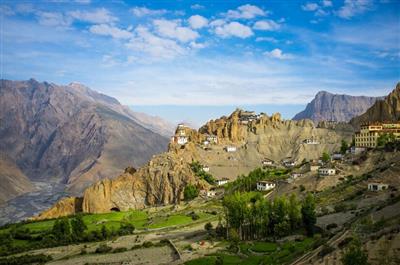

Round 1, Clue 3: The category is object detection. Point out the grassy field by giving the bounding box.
[185,237,316,265]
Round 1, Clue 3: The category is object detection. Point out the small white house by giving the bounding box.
[216,178,229,186]
[203,140,210,146]
[351,146,366,155]
[202,166,210,172]
[309,163,320,172]
[303,138,320,144]
[206,190,217,197]
[291,173,302,179]
[319,168,336,176]
[368,183,389,191]
[177,136,188,145]
[225,146,237,152]
[206,135,218,144]
[284,161,296,168]
[257,181,276,191]
[262,158,274,166]
[332,153,343,160]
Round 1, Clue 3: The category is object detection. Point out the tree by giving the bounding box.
[377,133,396,148]
[301,193,316,237]
[288,194,302,231]
[340,140,349,155]
[71,215,87,240]
[322,152,331,163]
[204,222,213,233]
[101,225,109,239]
[184,184,199,201]
[52,218,71,242]
[341,239,369,265]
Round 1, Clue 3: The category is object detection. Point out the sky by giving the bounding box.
[1,0,399,126]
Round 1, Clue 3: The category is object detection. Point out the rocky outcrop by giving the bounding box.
[34,109,353,220]
[33,197,83,220]
[293,91,381,123]
[0,79,169,197]
[350,83,400,129]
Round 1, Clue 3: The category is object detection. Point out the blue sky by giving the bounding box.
[1,0,399,126]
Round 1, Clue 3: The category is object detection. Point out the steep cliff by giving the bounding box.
[0,79,169,199]
[293,91,381,122]
[350,83,400,128]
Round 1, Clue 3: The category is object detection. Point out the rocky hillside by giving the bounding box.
[0,79,170,200]
[33,109,353,220]
[293,91,381,122]
[350,83,400,128]
[0,153,34,204]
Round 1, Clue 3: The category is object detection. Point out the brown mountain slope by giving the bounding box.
[0,154,34,204]
[0,79,169,199]
[33,109,353,220]
[350,83,400,128]
[293,91,381,123]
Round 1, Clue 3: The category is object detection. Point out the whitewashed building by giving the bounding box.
[216,178,229,186]
[303,138,320,144]
[262,158,274,166]
[225,146,237,152]
[177,136,188,145]
[206,135,218,144]
[368,183,389,191]
[206,190,217,197]
[319,168,336,176]
[332,153,344,160]
[202,166,210,172]
[257,181,276,191]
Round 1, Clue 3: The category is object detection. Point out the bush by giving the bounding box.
[0,254,52,265]
[95,244,112,254]
[184,185,199,201]
[191,213,200,221]
[204,222,213,232]
[300,185,306,192]
[319,244,335,257]
[334,203,347,213]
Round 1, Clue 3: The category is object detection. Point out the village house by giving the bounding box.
[177,136,188,145]
[368,183,389,192]
[206,190,217,197]
[206,135,218,144]
[256,181,276,191]
[282,158,296,168]
[262,158,274,167]
[216,178,229,186]
[203,140,210,146]
[351,146,366,154]
[309,162,320,172]
[354,122,400,148]
[225,146,237,152]
[303,138,320,145]
[319,168,336,176]
[332,153,344,160]
[202,166,210,172]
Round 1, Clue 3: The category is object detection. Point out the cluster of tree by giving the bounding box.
[321,152,331,163]
[222,192,316,241]
[340,140,349,155]
[225,168,288,194]
[190,161,216,184]
[0,253,52,265]
[377,133,400,151]
[0,215,136,256]
[184,184,199,201]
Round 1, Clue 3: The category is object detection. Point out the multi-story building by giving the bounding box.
[354,122,400,148]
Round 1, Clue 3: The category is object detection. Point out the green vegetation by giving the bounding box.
[341,239,369,265]
[340,140,349,154]
[184,184,200,201]
[190,161,216,184]
[322,152,331,163]
[222,192,314,240]
[377,133,395,147]
[225,168,289,194]
[0,253,52,265]
[185,237,316,265]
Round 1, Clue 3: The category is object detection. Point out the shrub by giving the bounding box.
[184,185,199,201]
[300,185,306,192]
[319,244,335,257]
[191,213,200,221]
[142,241,154,248]
[326,223,338,230]
[95,244,112,254]
[204,222,213,232]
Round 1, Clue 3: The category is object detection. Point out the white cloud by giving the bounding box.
[126,26,186,59]
[0,5,15,16]
[209,19,226,27]
[322,0,333,7]
[264,48,292,59]
[191,4,205,10]
[253,20,280,31]
[214,22,253,38]
[68,8,117,24]
[153,19,199,43]
[130,7,167,17]
[190,41,206,49]
[226,4,266,19]
[36,11,72,27]
[89,24,133,39]
[337,0,373,19]
[188,15,208,29]
[302,3,319,11]
[75,0,91,4]
[255,37,278,43]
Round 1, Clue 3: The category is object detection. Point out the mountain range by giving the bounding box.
[293,91,382,123]
[0,79,173,204]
